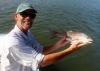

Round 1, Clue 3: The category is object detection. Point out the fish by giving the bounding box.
[50,31,93,45]
[66,31,93,44]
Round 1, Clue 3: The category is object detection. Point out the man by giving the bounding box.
[1,3,85,71]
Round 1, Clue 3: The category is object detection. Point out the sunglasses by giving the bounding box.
[20,11,36,18]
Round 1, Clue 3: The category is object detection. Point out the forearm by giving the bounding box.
[40,46,77,67]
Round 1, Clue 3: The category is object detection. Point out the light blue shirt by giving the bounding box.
[1,25,44,71]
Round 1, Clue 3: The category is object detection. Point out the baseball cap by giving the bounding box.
[16,3,37,13]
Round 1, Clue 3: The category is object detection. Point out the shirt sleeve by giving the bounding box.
[30,37,44,70]
[29,33,45,68]
[32,41,44,69]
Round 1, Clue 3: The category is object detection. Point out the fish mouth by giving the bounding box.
[87,38,93,43]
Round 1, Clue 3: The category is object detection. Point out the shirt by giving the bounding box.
[0,25,44,71]
[0,34,6,71]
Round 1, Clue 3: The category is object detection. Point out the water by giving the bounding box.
[0,0,100,71]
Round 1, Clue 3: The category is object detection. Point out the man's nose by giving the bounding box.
[26,16,31,19]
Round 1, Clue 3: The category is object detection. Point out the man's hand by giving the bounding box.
[68,40,86,51]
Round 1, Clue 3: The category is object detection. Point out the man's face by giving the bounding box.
[15,9,36,32]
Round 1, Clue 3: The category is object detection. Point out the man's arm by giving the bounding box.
[40,40,84,67]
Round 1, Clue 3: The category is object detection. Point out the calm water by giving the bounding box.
[0,0,100,71]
